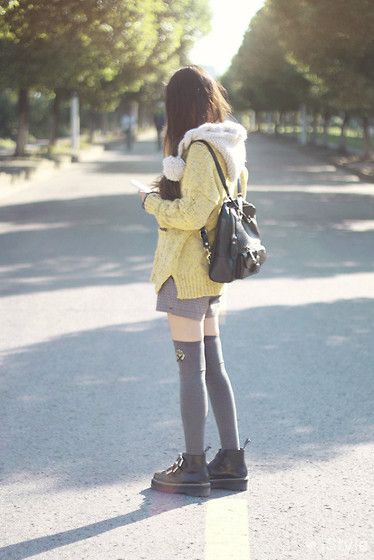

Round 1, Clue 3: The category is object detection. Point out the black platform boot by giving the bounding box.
[151,447,211,497]
[207,437,251,491]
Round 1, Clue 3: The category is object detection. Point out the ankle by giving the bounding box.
[184,451,205,457]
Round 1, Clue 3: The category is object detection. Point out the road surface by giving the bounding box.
[1,132,373,559]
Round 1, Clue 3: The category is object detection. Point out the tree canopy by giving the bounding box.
[269,0,374,113]
[221,6,309,116]
[0,0,211,154]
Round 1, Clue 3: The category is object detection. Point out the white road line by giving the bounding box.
[205,497,250,560]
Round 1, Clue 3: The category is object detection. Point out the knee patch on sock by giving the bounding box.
[172,340,205,375]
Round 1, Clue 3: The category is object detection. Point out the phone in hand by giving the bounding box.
[130,179,152,193]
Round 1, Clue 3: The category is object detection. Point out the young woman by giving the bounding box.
[139,65,251,498]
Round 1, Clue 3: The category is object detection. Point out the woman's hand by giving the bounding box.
[139,190,147,204]
[140,189,160,211]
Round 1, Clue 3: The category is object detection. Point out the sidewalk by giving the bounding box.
[0,127,155,198]
[0,144,103,200]
[257,131,374,182]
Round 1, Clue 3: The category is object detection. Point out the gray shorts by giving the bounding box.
[156,276,222,320]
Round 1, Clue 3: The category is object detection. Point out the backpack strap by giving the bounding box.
[188,140,228,262]
[190,139,242,198]
[188,139,244,262]
[190,139,230,199]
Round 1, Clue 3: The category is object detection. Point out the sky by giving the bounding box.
[189,0,265,78]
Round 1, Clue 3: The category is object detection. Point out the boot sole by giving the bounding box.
[151,478,211,497]
[210,477,248,491]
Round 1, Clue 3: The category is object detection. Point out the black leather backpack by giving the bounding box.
[191,139,267,283]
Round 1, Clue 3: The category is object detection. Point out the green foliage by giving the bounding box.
[0,89,67,139]
[0,89,17,137]
[0,0,210,107]
[130,0,211,109]
[222,6,310,113]
[0,0,211,140]
[0,1,163,103]
[269,0,374,113]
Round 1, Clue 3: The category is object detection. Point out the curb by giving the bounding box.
[0,156,70,186]
[0,144,104,200]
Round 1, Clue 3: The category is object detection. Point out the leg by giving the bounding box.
[167,313,208,455]
[203,315,240,450]
[203,315,220,336]
[167,312,204,342]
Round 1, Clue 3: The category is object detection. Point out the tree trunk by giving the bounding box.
[255,111,263,132]
[322,111,331,147]
[254,111,258,132]
[362,116,373,160]
[274,111,282,135]
[309,112,318,145]
[49,89,62,151]
[88,111,96,143]
[15,88,29,157]
[299,104,307,145]
[101,112,109,137]
[293,111,299,138]
[338,112,349,155]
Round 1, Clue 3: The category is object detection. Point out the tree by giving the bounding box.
[270,0,374,157]
[134,0,212,123]
[0,0,211,154]
[221,6,310,129]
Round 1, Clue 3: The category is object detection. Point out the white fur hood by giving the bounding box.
[162,119,247,183]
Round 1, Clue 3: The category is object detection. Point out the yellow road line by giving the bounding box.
[205,497,250,560]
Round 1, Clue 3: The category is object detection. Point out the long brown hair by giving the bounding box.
[151,65,232,201]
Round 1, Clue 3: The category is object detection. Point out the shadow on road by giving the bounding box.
[1,134,373,557]
[0,488,195,559]
[1,133,373,298]
[0,194,156,297]
[2,297,372,483]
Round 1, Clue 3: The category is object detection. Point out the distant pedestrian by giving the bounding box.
[139,65,251,497]
[153,104,165,151]
[120,112,137,151]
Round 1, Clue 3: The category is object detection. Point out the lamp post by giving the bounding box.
[70,93,80,162]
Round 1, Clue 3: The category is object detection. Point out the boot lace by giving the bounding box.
[165,453,184,474]
[165,445,211,474]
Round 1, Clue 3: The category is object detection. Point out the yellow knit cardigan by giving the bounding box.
[143,140,249,299]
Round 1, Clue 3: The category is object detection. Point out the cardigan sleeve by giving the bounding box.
[143,142,221,230]
[238,166,249,200]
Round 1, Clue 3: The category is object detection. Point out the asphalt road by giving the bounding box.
[1,131,373,560]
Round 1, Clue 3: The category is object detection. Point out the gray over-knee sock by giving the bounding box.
[172,339,208,455]
[204,334,240,450]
